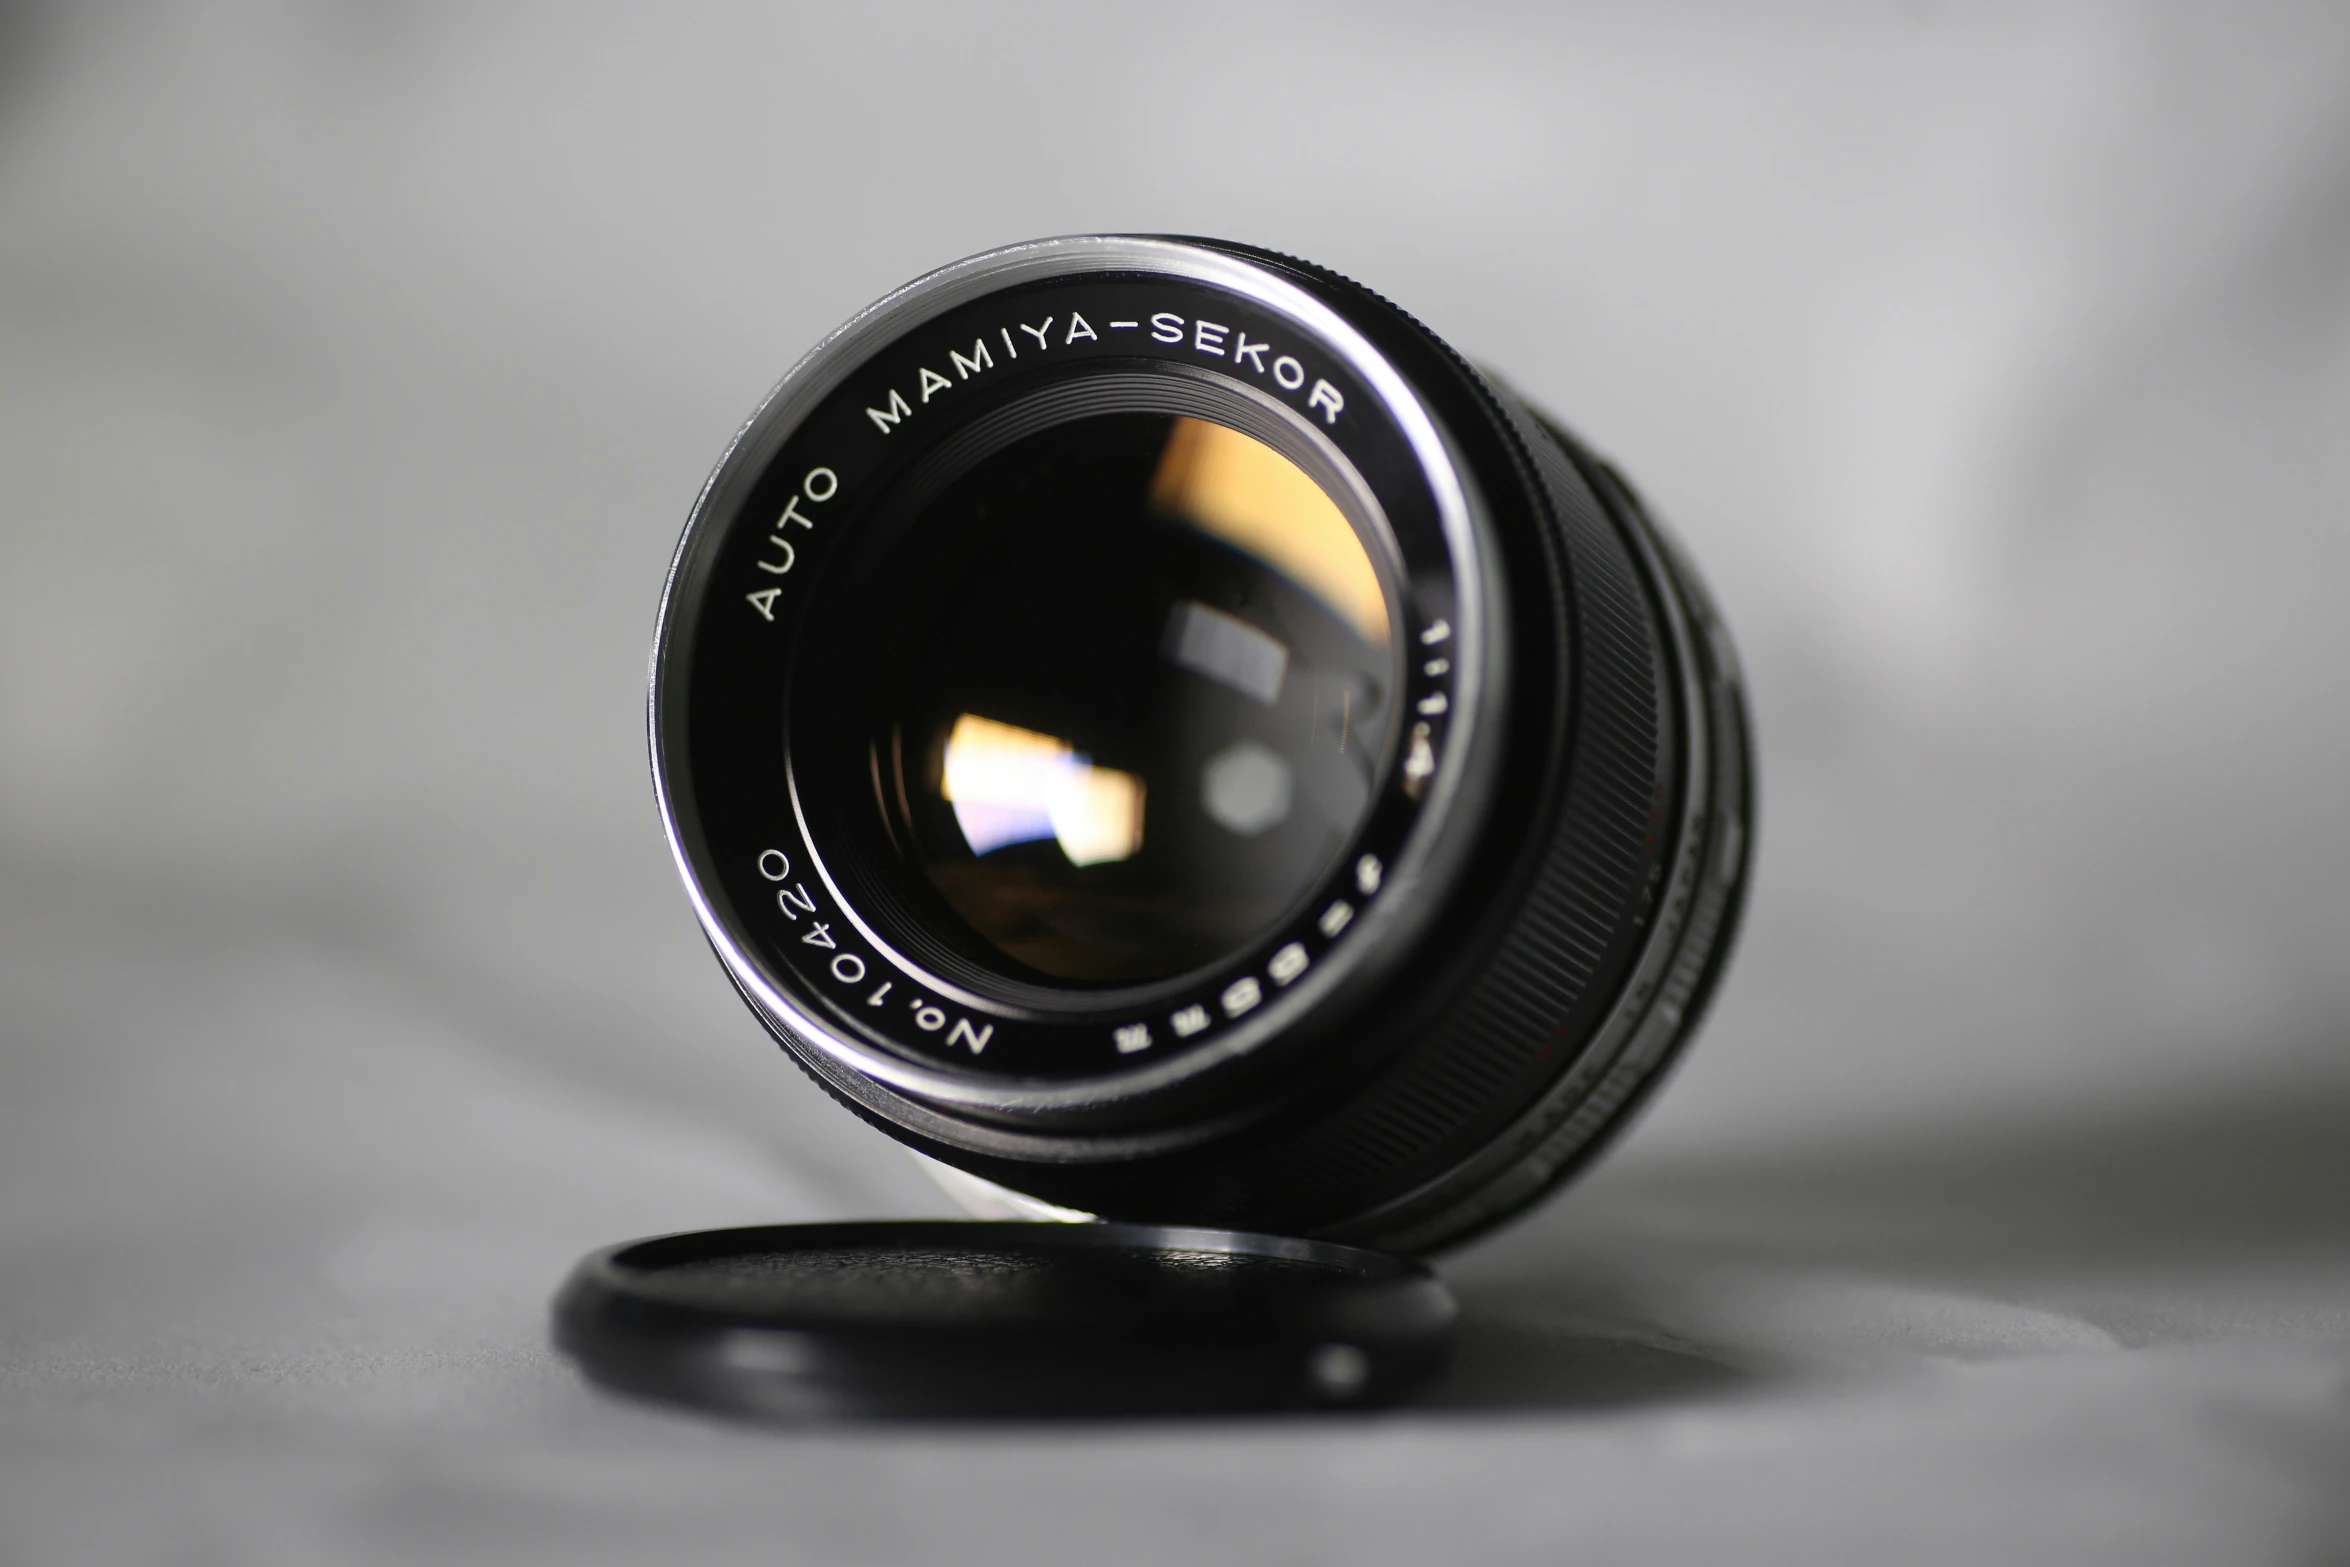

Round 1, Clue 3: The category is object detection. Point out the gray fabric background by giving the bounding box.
[4,5,2348,1562]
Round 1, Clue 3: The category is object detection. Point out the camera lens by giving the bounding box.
[654,236,1752,1252]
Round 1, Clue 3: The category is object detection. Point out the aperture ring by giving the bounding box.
[1333,450,1753,1250]
[1089,362,1676,1233]
[933,302,1682,1237]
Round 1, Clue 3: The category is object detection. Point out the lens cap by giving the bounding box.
[554,1221,1455,1420]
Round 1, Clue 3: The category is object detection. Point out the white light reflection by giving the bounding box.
[940,714,1144,867]
[1166,599,1290,706]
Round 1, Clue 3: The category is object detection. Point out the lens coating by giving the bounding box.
[843,412,1397,985]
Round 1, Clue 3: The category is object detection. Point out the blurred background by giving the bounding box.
[3,5,2347,1563]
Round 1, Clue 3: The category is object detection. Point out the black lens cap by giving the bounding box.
[553,1221,1456,1420]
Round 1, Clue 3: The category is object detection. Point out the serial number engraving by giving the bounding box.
[753,847,992,1055]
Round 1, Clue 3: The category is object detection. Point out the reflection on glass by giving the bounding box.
[1200,740,1293,836]
[1150,416,1391,645]
[846,410,1397,984]
[1164,599,1289,706]
[941,713,1144,868]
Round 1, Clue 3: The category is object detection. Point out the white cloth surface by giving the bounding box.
[3,7,2349,1563]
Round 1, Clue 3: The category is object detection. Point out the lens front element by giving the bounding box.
[845,412,1397,986]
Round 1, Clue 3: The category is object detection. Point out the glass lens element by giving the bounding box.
[851,413,1397,985]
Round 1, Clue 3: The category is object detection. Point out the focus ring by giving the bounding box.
[1342,459,1754,1250]
[1156,377,1672,1230]
[932,258,1679,1237]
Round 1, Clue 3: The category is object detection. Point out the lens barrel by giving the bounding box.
[653,236,1752,1253]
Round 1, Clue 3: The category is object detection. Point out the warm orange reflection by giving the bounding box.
[1149,417,1390,644]
[939,714,1144,867]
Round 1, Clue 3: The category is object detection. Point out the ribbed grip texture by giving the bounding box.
[1181,379,1669,1230]
[769,240,1726,1251]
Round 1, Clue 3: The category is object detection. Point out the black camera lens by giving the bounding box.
[653,236,1752,1253]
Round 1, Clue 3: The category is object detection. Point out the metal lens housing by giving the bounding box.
[652,236,1753,1253]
